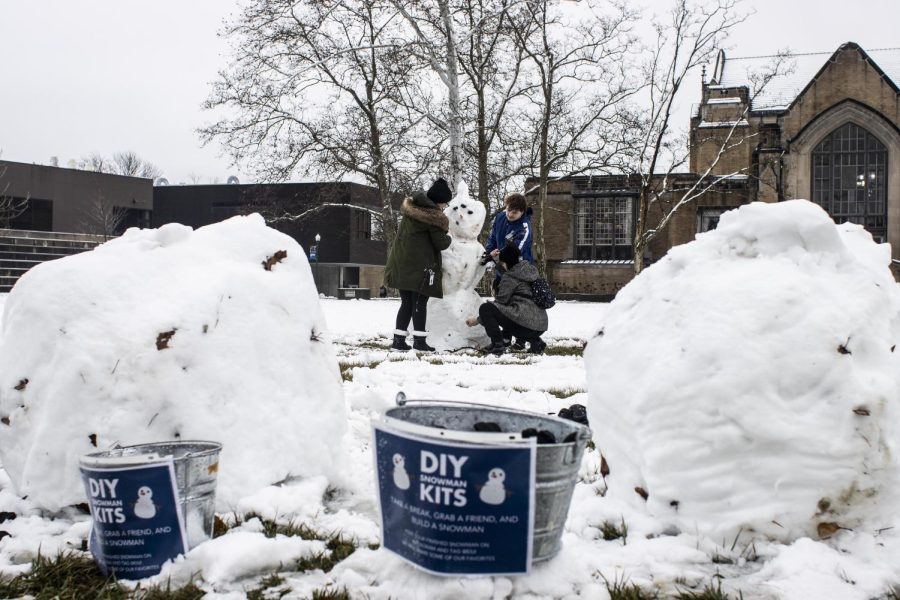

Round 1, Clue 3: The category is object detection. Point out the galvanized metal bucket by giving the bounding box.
[80,441,222,549]
[386,395,591,563]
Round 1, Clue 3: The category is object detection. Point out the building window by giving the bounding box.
[8,198,53,231]
[698,208,725,234]
[812,123,887,241]
[353,208,372,240]
[574,196,634,260]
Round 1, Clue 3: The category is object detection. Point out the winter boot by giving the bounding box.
[391,329,412,351]
[527,338,547,355]
[486,340,506,356]
[510,338,526,352]
[412,331,435,352]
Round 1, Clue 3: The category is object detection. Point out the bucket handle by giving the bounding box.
[395,391,534,415]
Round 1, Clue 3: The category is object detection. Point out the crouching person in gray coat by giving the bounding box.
[466,244,548,355]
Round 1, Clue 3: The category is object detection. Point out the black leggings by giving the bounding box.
[395,289,429,332]
[478,302,544,344]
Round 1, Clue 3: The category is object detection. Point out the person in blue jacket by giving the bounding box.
[485,192,533,268]
[484,192,534,350]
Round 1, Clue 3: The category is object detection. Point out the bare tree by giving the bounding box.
[629,0,791,272]
[202,0,435,250]
[81,190,127,240]
[111,151,162,179]
[0,158,29,229]
[513,0,642,274]
[77,151,161,180]
[389,0,530,209]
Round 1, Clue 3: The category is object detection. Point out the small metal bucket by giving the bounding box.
[387,396,591,563]
[80,441,222,549]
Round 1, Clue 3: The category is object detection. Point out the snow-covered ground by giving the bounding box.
[0,202,898,599]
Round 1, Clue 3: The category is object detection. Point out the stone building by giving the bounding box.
[536,43,900,300]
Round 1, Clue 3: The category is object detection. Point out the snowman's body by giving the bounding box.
[134,486,157,519]
[392,454,411,490]
[479,468,507,505]
[427,182,491,350]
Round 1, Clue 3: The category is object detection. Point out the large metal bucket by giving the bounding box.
[386,398,591,563]
[80,440,222,549]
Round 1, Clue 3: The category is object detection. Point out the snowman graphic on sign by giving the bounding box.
[133,486,157,519]
[392,454,411,490]
[478,468,508,505]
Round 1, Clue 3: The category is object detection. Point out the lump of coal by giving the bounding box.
[558,403,589,426]
[522,428,557,444]
[474,421,502,432]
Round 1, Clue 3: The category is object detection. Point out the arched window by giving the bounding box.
[812,123,887,241]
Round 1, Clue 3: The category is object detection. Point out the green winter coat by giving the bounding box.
[384,192,452,298]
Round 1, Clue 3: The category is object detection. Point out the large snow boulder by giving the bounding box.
[428,181,490,350]
[0,214,347,511]
[585,200,900,542]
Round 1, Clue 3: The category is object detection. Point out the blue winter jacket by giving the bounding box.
[485,207,534,263]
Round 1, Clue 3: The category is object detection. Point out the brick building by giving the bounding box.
[537,43,900,300]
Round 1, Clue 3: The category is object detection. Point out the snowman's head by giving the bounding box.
[138,486,153,500]
[392,454,405,468]
[488,468,505,483]
[444,181,485,240]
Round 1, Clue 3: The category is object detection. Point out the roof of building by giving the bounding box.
[712,43,900,111]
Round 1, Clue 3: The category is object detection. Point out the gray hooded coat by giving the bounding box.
[493,261,548,332]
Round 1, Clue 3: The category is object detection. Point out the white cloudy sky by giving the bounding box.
[0,0,896,185]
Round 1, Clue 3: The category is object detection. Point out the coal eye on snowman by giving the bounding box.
[460,204,466,208]
[467,210,473,214]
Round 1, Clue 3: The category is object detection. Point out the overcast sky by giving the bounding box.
[0,0,896,185]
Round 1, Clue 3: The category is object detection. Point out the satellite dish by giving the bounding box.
[154,177,169,186]
[227,175,240,185]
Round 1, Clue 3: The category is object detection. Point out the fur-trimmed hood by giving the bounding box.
[401,196,449,231]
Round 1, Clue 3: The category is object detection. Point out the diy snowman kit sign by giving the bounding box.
[373,417,537,575]
[79,457,187,579]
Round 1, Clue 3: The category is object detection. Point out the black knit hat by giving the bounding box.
[499,243,520,267]
[427,177,452,205]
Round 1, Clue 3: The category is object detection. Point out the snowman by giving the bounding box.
[478,468,507,505]
[134,486,157,519]
[427,181,491,350]
[392,453,411,490]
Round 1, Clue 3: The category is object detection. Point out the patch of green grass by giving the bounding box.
[675,578,742,600]
[311,585,350,600]
[586,439,596,451]
[0,552,128,600]
[245,573,287,600]
[543,344,585,357]
[338,359,387,381]
[0,553,205,600]
[546,387,583,399]
[136,581,206,599]
[295,534,358,573]
[603,573,658,599]
[600,517,628,543]
[236,513,320,540]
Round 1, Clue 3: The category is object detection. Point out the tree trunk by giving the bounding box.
[439,0,463,191]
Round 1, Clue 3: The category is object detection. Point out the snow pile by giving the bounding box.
[428,181,490,350]
[0,214,347,511]
[585,200,900,542]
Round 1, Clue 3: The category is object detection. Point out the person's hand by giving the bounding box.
[490,249,500,259]
[465,316,479,327]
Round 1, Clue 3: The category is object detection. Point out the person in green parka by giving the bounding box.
[384,178,453,351]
